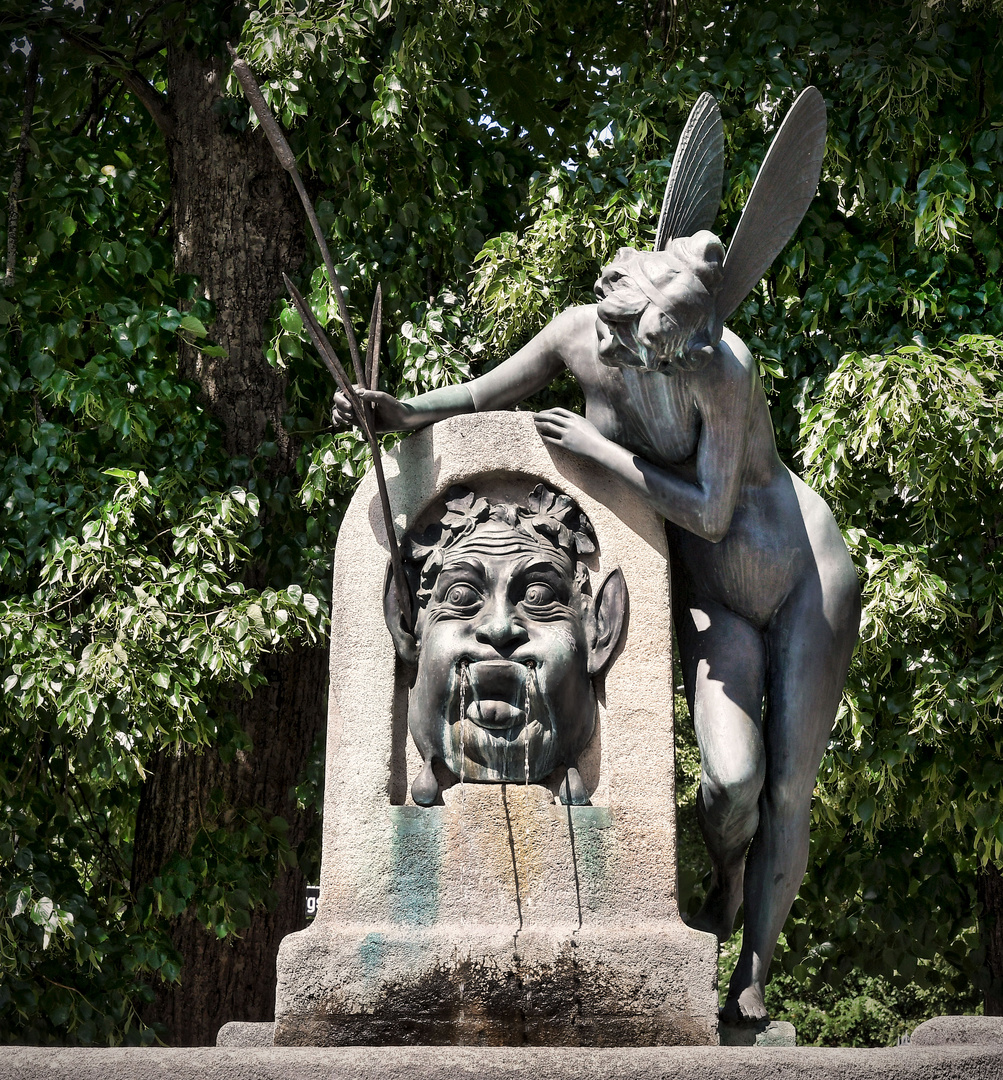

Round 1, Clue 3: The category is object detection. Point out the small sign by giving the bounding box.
[305,884,320,921]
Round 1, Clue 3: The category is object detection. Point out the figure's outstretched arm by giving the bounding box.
[333,306,592,433]
[331,382,473,433]
[534,348,753,543]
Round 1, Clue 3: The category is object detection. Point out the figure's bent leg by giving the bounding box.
[676,600,767,942]
[722,562,860,1024]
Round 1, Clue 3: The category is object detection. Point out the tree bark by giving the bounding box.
[133,649,327,1045]
[131,39,328,1045]
[168,42,301,468]
[979,863,1003,1015]
[5,43,39,288]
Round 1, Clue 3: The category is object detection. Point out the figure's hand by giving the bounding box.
[332,388,415,433]
[533,408,608,461]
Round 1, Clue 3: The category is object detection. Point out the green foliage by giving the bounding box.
[0,6,327,1043]
[3,0,1002,1044]
[767,959,979,1047]
[711,928,976,1046]
[783,335,1003,998]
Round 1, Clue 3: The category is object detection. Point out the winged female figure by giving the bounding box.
[334,87,860,1025]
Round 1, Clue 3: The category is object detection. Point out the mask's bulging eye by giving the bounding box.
[446,583,480,607]
[523,582,556,606]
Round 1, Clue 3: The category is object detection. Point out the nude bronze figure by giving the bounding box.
[334,87,860,1026]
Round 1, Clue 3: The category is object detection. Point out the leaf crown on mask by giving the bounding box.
[403,484,597,605]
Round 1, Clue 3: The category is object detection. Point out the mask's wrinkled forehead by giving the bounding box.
[404,484,597,611]
[441,523,575,577]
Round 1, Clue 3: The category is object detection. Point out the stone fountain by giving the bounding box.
[271,412,719,1046]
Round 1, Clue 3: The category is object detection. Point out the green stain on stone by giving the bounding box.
[567,805,614,893]
[360,932,385,977]
[388,806,442,926]
[568,806,613,832]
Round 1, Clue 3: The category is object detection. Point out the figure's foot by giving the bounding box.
[720,983,768,1025]
[687,866,742,941]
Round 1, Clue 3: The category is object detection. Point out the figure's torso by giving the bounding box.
[577,347,704,467]
[560,305,832,627]
[564,305,775,480]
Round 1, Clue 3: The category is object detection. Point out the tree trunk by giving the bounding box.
[169,43,302,467]
[131,39,328,1045]
[979,863,1003,1015]
[133,650,327,1044]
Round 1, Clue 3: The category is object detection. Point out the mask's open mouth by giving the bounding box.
[462,659,531,731]
[447,659,556,781]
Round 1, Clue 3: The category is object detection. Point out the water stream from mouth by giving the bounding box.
[458,662,467,790]
[458,661,467,924]
[523,663,533,921]
[523,663,532,787]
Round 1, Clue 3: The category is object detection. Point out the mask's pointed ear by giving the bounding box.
[383,561,418,665]
[587,567,628,677]
[655,92,724,251]
[714,86,826,326]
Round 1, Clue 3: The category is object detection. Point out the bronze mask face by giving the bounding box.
[385,485,627,806]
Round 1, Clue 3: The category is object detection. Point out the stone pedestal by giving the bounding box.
[720,1020,796,1046]
[272,413,718,1046]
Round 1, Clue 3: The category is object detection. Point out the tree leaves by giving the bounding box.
[2,0,1002,1045]
[794,340,1003,999]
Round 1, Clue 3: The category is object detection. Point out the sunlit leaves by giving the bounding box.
[2,471,323,742]
[3,0,1002,1047]
[802,338,1003,536]
[794,331,1003,1000]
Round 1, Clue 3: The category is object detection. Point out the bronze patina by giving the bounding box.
[384,484,626,807]
[334,88,861,1025]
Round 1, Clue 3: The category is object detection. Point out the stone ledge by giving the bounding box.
[3,1044,1003,1080]
[216,1021,275,1047]
[274,921,717,1047]
[911,1015,1003,1046]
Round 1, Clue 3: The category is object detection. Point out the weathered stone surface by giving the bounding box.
[912,1016,1003,1045]
[720,1019,796,1046]
[272,413,718,1046]
[4,1045,1003,1080]
[215,1021,274,1047]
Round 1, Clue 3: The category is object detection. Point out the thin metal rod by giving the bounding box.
[228,42,411,625]
[228,44,363,386]
[365,283,382,392]
[283,275,412,630]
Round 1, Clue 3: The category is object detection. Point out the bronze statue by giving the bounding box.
[334,87,860,1025]
[385,484,627,806]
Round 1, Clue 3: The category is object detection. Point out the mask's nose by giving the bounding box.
[474,599,530,654]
